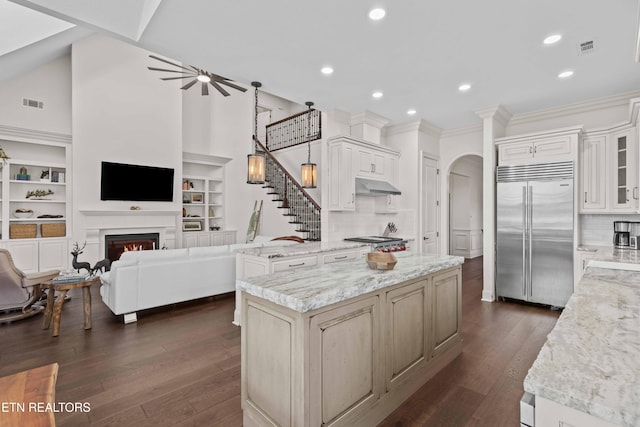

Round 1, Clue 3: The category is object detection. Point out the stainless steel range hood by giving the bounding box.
[355,177,401,196]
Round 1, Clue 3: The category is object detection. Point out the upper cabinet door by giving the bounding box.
[580,135,607,212]
[609,128,638,212]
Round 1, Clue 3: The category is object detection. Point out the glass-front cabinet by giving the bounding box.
[610,128,637,212]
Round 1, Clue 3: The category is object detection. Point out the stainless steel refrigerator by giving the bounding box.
[496,161,574,307]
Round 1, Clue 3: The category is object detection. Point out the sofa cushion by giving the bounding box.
[119,248,188,262]
[188,246,230,257]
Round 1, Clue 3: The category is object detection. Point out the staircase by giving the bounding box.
[254,137,321,241]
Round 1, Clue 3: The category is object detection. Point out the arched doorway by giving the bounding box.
[448,155,483,258]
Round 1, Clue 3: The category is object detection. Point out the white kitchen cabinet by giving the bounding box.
[609,127,637,212]
[535,395,618,427]
[327,136,400,212]
[327,139,356,211]
[580,135,607,212]
[495,126,580,166]
[356,146,386,178]
[4,240,38,272]
[579,124,638,213]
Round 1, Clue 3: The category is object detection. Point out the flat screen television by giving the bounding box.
[100,161,174,202]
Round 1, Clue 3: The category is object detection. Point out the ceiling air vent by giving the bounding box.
[22,98,43,109]
[577,39,596,56]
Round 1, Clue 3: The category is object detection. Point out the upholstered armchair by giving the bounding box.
[0,249,59,323]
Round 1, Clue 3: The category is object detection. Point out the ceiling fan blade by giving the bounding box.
[181,79,198,90]
[147,66,188,74]
[216,79,248,93]
[210,81,230,96]
[202,82,209,96]
[161,76,195,81]
[149,55,193,72]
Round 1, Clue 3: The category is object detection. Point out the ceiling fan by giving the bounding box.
[147,54,247,96]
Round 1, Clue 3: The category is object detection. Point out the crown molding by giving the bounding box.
[0,125,71,145]
[384,119,442,138]
[508,91,640,127]
[475,105,512,126]
[441,123,483,139]
[350,110,390,129]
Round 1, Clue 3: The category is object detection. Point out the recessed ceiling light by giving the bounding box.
[372,91,383,99]
[407,109,417,115]
[543,34,562,45]
[558,70,574,79]
[458,83,471,92]
[368,8,386,20]
[321,66,334,75]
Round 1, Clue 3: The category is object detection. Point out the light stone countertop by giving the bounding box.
[524,266,640,426]
[237,252,464,313]
[235,241,369,258]
[577,245,640,266]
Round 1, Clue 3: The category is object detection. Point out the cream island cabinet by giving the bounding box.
[237,252,464,427]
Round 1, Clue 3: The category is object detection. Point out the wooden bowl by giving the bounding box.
[366,252,397,270]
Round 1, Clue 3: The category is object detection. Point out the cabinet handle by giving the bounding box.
[529,146,533,154]
[423,237,430,240]
[351,193,355,203]
[334,255,347,260]
[634,187,639,200]
[289,262,305,267]
[584,192,587,204]
[627,188,630,202]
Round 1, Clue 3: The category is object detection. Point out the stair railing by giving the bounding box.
[265,108,321,151]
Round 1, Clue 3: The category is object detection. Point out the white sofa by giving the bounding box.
[99,237,296,323]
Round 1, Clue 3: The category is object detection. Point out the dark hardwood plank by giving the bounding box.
[0,257,558,426]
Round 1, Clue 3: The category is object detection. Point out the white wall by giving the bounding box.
[439,126,484,254]
[0,55,71,135]
[71,34,183,245]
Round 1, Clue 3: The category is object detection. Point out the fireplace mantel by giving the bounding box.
[79,208,179,259]
[79,209,180,216]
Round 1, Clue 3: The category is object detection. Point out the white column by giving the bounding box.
[475,106,511,302]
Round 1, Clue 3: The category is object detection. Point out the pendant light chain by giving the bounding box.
[254,83,259,142]
[306,102,312,163]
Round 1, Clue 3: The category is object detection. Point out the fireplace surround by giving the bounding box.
[105,233,160,262]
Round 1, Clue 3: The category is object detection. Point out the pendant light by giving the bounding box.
[247,81,266,184]
[301,101,317,188]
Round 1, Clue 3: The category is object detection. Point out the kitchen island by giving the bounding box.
[524,259,640,427]
[237,252,464,427]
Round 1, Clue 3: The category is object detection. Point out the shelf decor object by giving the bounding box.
[301,101,317,188]
[247,82,266,184]
[0,146,9,163]
[25,189,54,199]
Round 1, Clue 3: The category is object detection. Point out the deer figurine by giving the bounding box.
[71,242,91,274]
[91,258,111,275]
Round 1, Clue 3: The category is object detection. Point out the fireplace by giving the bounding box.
[105,233,160,262]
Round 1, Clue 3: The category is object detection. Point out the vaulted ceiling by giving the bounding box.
[2,0,640,129]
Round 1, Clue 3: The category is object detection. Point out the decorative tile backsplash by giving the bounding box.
[580,214,640,246]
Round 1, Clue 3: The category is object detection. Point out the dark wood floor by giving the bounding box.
[0,257,559,426]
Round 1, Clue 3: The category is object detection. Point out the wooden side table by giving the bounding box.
[0,363,58,427]
[42,277,99,337]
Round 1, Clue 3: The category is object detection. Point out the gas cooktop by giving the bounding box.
[344,236,404,243]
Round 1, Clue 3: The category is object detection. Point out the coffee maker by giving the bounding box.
[613,221,630,248]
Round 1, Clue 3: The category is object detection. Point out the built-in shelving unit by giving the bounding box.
[181,152,236,247]
[0,127,71,272]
